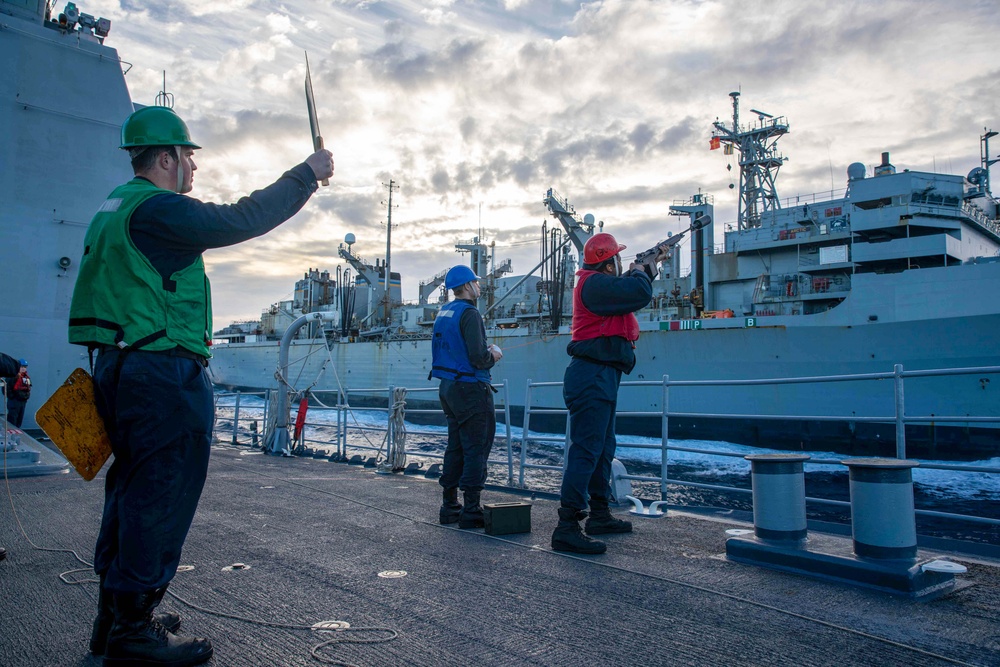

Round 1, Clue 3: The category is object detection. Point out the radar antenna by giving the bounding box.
[155,71,174,108]
[711,92,788,230]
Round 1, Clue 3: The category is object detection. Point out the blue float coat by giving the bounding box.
[431,299,494,383]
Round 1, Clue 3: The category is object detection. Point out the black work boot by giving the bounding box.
[0,547,6,561]
[552,507,607,554]
[104,589,212,667]
[458,489,484,529]
[585,496,633,535]
[439,487,463,524]
[91,576,182,655]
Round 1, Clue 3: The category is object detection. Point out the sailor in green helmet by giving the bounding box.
[69,105,333,667]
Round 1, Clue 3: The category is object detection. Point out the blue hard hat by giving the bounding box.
[444,265,480,290]
[18,359,27,366]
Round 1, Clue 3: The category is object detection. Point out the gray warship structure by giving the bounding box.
[209,92,1000,459]
[1,0,131,476]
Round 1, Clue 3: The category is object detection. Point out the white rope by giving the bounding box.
[383,387,407,471]
[261,389,282,448]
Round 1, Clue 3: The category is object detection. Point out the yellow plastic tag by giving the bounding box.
[35,368,112,481]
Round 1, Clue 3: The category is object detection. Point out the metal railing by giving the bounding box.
[325,382,516,485]
[213,391,269,448]
[213,364,1000,535]
[514,365,1000,530]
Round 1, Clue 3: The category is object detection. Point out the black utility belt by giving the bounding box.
[97,344,209,367]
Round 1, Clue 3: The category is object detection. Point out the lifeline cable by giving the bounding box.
[314,336,396,456]
[268,328,389,455]
[223,459,984,667]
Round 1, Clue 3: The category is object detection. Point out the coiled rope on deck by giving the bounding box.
[378,387,407,471]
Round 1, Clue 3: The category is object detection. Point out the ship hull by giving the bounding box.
[210,262,1000,459]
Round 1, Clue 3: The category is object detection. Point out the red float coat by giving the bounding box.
[570,270,640,343]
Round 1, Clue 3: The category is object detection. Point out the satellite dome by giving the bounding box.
[847,162,866,181]
[968,167,987,186]
[345,233,356,245]
[583,213,595,226]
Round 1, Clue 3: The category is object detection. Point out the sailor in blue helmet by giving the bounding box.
[430,265,503,528]
[69,106,334,666]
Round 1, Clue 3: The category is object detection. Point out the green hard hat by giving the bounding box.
[120,106,201,150]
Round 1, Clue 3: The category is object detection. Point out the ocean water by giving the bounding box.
[213,394,1000,542]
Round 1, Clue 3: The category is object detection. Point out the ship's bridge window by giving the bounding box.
[853,197,893,210]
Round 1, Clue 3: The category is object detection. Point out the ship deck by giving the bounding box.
[2,441,999,667]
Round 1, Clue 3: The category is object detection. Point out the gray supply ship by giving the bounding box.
[209,92,1000,459]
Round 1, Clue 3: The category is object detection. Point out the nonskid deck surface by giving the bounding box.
[1,444,998,667]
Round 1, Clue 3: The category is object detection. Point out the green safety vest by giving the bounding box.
[69,178,213,358]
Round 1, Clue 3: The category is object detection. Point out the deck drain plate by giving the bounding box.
[378,570,407,579]
[312,620,351,632]
[725,529,754,537]
[222,562,251,572]
[922,560,967,574]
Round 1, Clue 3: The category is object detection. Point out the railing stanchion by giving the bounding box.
[386,385,395,463]
[340,386,347,458]
[503,379,513,487]
[661,375,669,501]
[231,390,241,445]
[519,379,532,488]
[336,403,342,458]
[894,363,906,459]
[262,392,269,441]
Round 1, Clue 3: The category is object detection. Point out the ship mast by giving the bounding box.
[982,129,999,197]
[712,92,788,230]
[381,179,398,327]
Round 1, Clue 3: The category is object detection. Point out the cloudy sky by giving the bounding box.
[84,0,999,329]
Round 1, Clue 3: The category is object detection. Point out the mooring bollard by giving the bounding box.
[842,458,919,561]
[745,454,810,543]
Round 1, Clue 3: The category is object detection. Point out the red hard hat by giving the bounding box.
[583,233,626,264]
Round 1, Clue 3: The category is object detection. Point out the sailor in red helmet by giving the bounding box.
[551,232,668,554]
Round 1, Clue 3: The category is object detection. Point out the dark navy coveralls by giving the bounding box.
[560,268,652,511]
[433,299,497,492]
[93,164,317,593]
